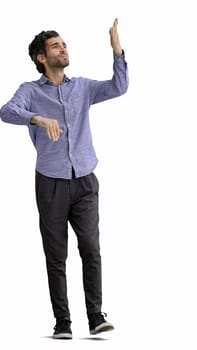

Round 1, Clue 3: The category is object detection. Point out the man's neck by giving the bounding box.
[45,69,65,85]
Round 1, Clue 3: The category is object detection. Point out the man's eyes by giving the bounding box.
[51,44,67,49]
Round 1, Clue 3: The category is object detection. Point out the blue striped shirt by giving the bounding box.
[0,53,129,179]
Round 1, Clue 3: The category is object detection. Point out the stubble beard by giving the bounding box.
[53,60,70,69]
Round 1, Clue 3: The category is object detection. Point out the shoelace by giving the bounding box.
[94,312,107,321]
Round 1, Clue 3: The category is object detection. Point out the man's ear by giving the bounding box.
[37,54,46,64]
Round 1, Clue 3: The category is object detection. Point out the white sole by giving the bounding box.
[53,332,72,339]
[90,322,114,335]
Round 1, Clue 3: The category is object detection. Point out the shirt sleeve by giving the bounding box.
[0,83,36,125]
[88,51,129,105]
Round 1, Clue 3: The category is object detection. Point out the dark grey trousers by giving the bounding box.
[35,171,102,320]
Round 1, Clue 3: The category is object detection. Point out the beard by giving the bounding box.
[47,56,70,69]
[51,60,70,69]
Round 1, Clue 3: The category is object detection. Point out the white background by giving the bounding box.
[0,0,197,349]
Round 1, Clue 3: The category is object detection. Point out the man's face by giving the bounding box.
[43,36,69,69]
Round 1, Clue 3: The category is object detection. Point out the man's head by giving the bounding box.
[29,30,69,74]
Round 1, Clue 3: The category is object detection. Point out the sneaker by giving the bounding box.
[88,312,114,335]
[53,318,72,339]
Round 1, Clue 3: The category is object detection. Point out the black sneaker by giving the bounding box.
[53,318,72,339]
[88,312,114,335]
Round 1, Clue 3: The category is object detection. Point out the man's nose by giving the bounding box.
[60,46,66,53]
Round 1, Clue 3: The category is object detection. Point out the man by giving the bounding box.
[0,18,128,339]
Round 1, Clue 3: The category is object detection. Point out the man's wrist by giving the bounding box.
[30,114,42,125]
[113,48,123,56]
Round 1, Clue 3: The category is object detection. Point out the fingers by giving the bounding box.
[109,18,118,34]
[113,18,118,28]
[46,119,63,141]
[109,18,122,55]
[31,115,63,141]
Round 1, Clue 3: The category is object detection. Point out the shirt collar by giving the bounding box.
[38,74,70,85]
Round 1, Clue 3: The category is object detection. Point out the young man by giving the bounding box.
[0,18,128,339]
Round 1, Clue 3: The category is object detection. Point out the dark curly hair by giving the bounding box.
[28,30,59,74]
